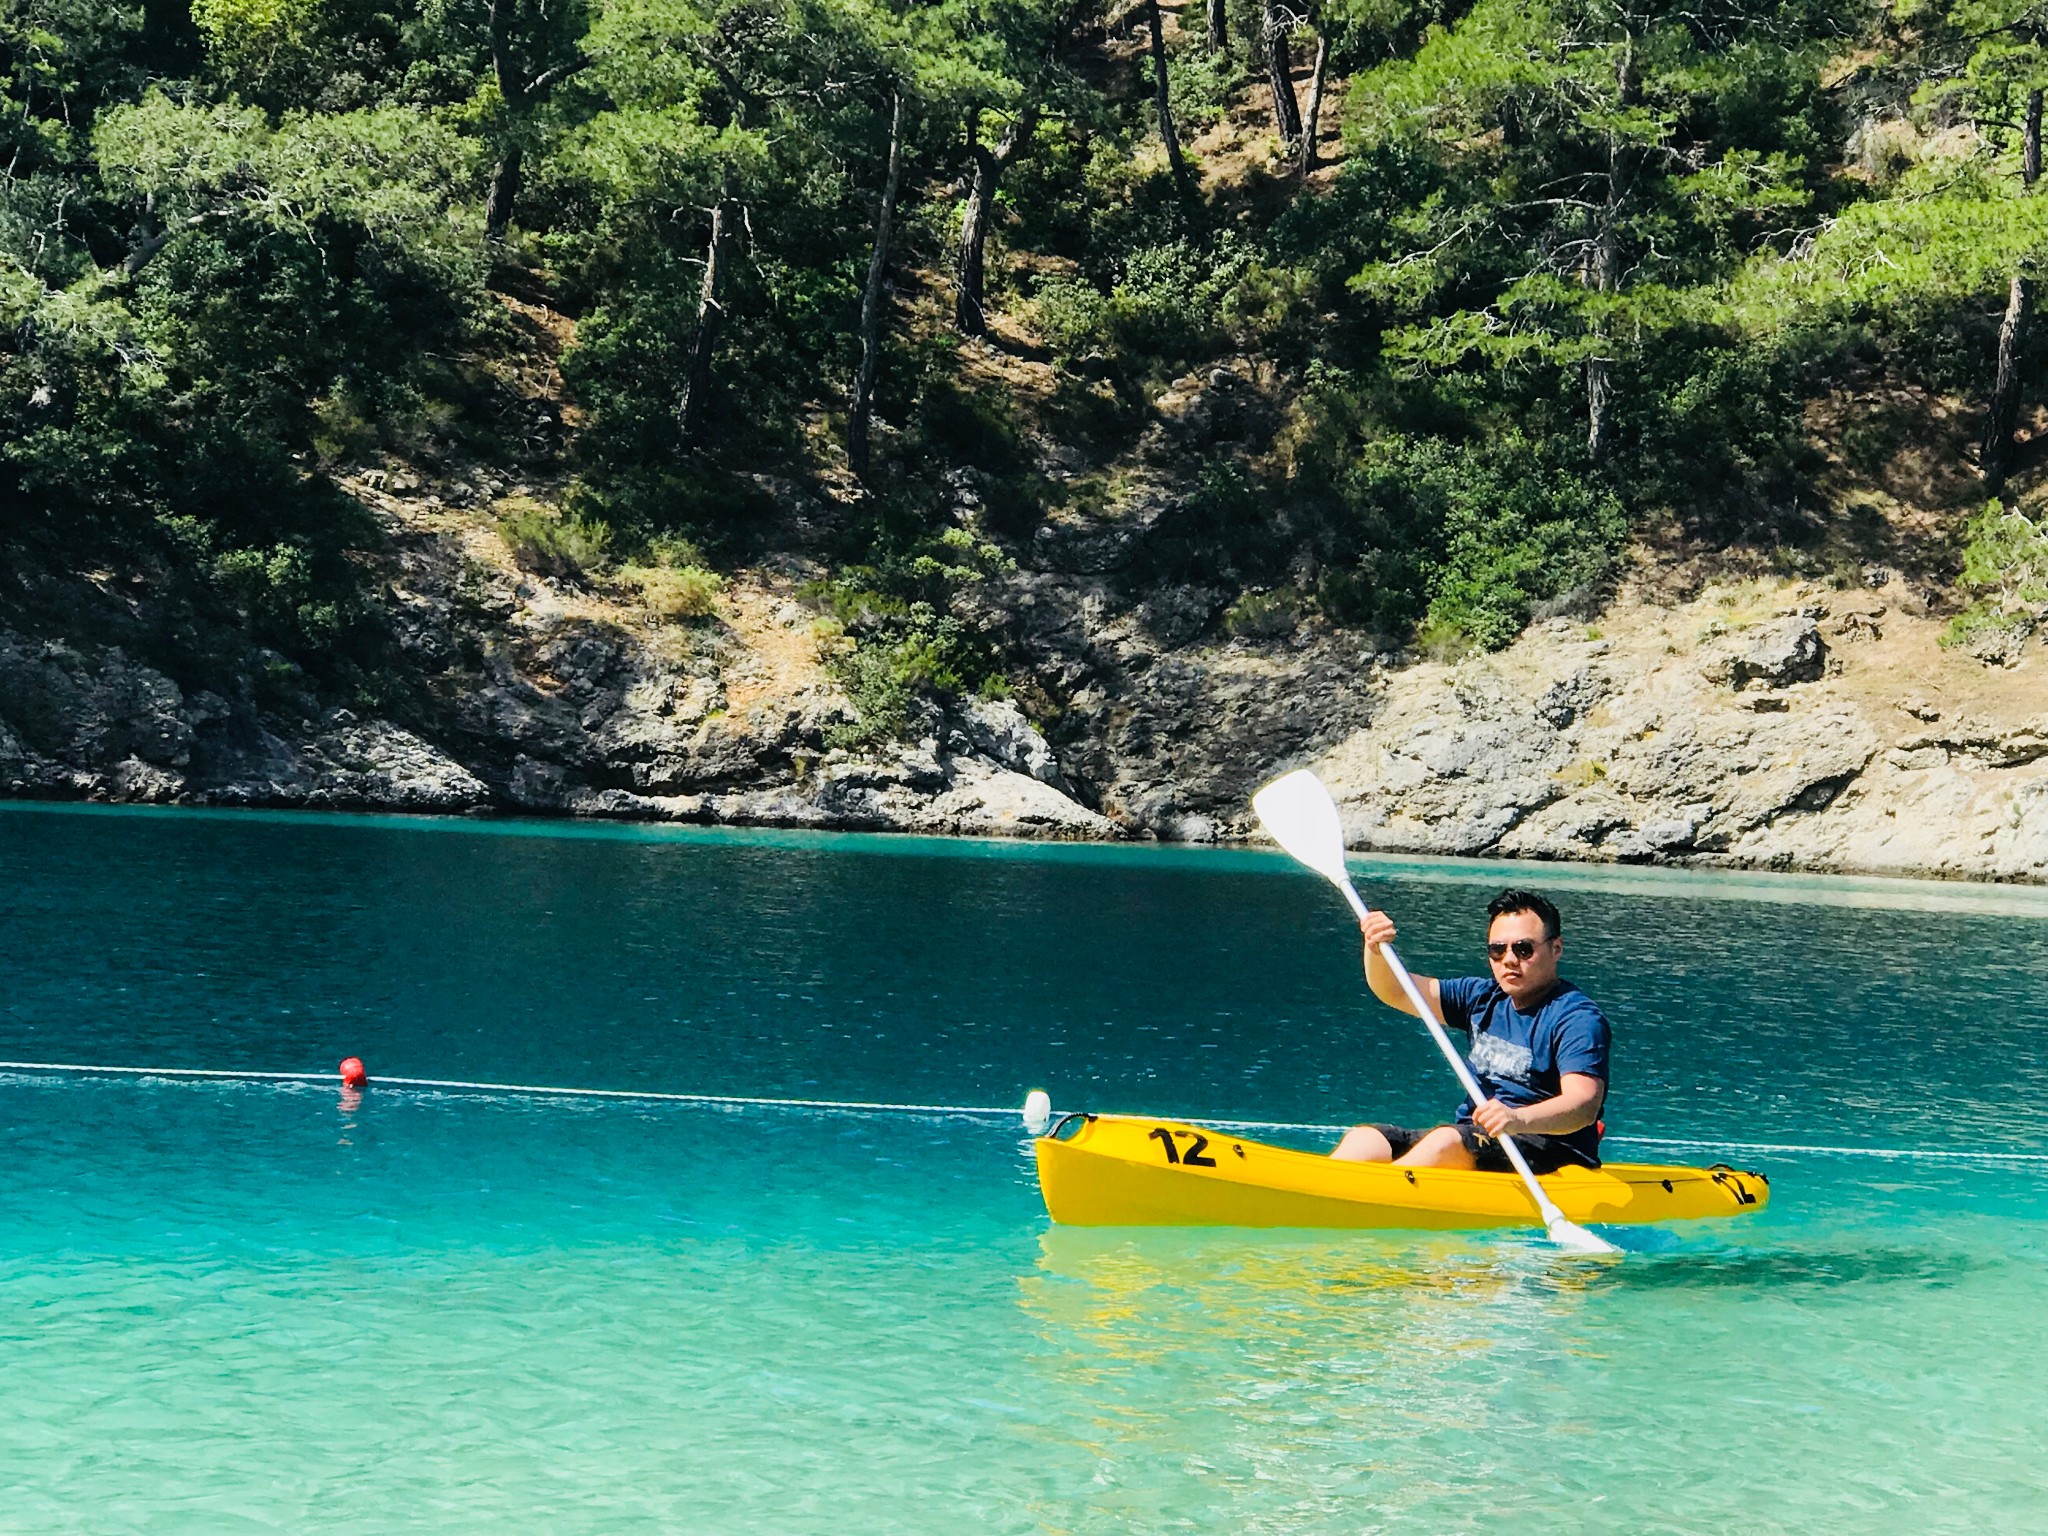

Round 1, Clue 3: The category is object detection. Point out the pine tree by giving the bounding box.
[1921,1,2048,488]
[1351,0,1830,460]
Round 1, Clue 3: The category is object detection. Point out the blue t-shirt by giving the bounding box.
[1437,976,1611,1166]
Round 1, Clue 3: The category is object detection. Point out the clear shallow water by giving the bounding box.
[2,804,2046,1532]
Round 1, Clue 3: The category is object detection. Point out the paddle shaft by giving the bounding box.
[1331,882,1574,1229]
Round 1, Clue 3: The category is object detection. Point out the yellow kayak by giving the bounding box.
[1036,1113,1769,1230]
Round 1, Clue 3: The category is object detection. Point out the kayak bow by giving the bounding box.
[1035,1114,1769,1230]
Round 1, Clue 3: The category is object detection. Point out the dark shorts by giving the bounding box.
[1370,1123,1598,1175]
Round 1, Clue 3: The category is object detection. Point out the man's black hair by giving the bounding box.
[1487,888,1560,940]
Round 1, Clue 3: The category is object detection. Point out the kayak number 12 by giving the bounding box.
[1148,1127,1217,1167]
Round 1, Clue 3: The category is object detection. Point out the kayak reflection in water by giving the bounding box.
[1331,888,1610,1175]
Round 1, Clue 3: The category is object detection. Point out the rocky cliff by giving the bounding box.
[7,458,2048,883]
[1306,590,2048,883]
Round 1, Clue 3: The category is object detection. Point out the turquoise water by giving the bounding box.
[2,805,2046,1531]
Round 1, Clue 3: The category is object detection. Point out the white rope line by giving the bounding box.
[0,1061,1018,1117]
[0,1061,333,1083]
[368,1074,1019,1117]
[1605,1135,2048,1166]
[3,1061,2045,1164]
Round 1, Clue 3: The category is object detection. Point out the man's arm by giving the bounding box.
[1358,911,1442,1020]
[1471,1074,1606,1138]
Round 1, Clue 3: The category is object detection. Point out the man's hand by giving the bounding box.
[1471,1098,1525,1138]
[1471,1076,1604,1139]
[1358,910,1442,1019]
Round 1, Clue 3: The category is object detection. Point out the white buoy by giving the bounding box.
[1022,1089,1052,1135]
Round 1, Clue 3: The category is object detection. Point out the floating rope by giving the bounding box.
[1604,1134,2048,1166]
[0,1061,334,1084]
[0,1060,1020,1118]
[367,1074,1022,1118]
[2,1059,2045,1165]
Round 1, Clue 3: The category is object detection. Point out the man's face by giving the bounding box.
[1486,910,1561,1001]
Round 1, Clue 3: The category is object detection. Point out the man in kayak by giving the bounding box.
[1331,888,1609,1173]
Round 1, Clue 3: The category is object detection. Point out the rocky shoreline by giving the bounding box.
[0,625,1117,841]
[8,476,2048,883]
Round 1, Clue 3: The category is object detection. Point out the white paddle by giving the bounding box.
[1251,769,1619,1256]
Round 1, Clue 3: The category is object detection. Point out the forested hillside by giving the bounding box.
[6,0,2048,828]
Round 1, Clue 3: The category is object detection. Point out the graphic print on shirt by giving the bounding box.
[1468,1030,1533,1088]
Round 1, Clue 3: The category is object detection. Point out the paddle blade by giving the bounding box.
[1547,1217,1622,1256]
[1251,770,1353,889]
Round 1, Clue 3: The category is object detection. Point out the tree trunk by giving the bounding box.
[484,149,523,243]
[1147,0,1198,206]
[1264,2,1302,146]
[485,0,527,243]
[487,0,521,101]
[1584,345,1612,461]
[1585,41,1637,463]
[1984,89,2042,491]
[2028,87,2042,186]
[850,91,905,482]
[956,146,996,336]
[677,201,733,447]
[477,1,585,243]
[1298,28,1329,176]
[1586,201,1617,460]
[954,109,1034,337]
[1206,0,1226,53]
[1985,277,2031,491]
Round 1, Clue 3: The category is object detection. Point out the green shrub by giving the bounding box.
[822,601,1006,749]
[1952,500,2048,613]
[1221,260,1321,351]
[828,641,931,748]
[1940,501,2048,658]
[1322,433,1627,650]
[644,532,711,570]
[622,563,722,621]
[1941,603,2033,661]
[808,527,1013,621]
[1224,588,1304,640]
[1168,43,1240,132]
[212,542,344,650]
[628,531,726,617]
[1620,343,1811,535]
[1031,237,1257,370]
[1109,242,1209,356]
[312,392,379,466]
[1032,275,1113,360]
[498,497,614,581]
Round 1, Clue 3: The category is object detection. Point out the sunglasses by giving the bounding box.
[1486,939,1546,962]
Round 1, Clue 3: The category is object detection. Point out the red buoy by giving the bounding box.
[338,1057,368,1088]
